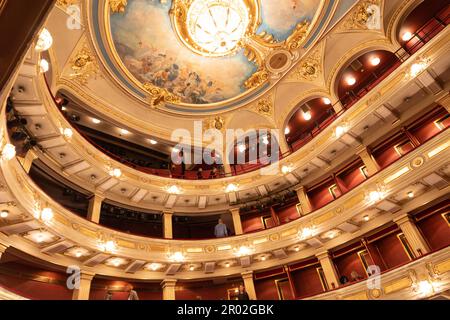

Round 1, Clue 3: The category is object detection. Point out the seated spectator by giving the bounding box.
[339,275,349,285]
[197,167,203,179]
[350,270,363,281]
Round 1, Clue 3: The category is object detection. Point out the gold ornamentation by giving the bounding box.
[56,0,77,8]
[203,116,226,132]
[256,98,272,115]
[143,82,181,108]
[285,21,310,51]
[244,68,269,89]
[339,0,381,31]
[169,0,261,57]
[69,45,100,85]
[411,156,425,168]
[109,0,127,13]
[289,46,321,81]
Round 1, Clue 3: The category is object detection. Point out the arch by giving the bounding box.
[330,46,400,110]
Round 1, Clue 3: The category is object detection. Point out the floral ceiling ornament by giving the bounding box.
[109,0,127,13]
[204,116,226,132]
[143,82,181,108]
[69,44,100,85]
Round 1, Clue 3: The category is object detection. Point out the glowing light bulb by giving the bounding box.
[238,144,246,153]
[323,97,331,105]
[40,207,54,222]
[302,109,312,121]
[370,56,381,66]
[284,127,290,135]
[346,76,356,86]
[167,185,181,194]
[225,183,238,193]
[1,144,16,160]
[63,128,73,139]
[109,168,122,178]
[0,210,9,218]
[92,118,101,124]
[35,28,53,52]
[363,215,370,222]
[402,31,413,41]
[39,59,49,73]
[149,139,157,145]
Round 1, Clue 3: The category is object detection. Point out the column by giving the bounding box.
[230,208,243,235]
[0,243,8,261]
[270,206,280,226]
[295,186,312,215]
[278,135,290,155]
[163,211,173,239]
[437,94,450,113]
[161,279,177,300]
[355,145,380,176]
[283,266,297,299]
[222,157,232,176]
[394,213,430,257]
[241,271,257,300]
[19,149,37,173]
[316,251,340,290]
[87,193,104,224]
[72,272,95,300]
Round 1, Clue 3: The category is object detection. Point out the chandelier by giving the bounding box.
[171,0,259,57]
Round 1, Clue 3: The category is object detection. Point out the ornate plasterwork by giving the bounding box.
[285,20,311,51]
[337,0,383,32]
[108,0,127,13]
[55,0,78,8]
[244,68,270,89]
[203,116,226,132]
[285,42,324,83]
[69,43,101,85]
[143,82,181,109]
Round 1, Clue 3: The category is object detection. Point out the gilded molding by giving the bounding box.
[108,0,127,13]
[337,0,383,32]
[244,68,270,90]
[69,43,101,85]
[143,82,181,108]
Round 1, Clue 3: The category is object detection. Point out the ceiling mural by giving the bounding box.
[257,0,321,41]
[105,0,324,106]
[109,0,257,104]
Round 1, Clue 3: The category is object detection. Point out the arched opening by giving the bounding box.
[336,50,401,109]
[398,0,449,55]
[284,97,336,152]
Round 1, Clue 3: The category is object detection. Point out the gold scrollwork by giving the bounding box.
[109,0,127,13]
[69,44,100,85]
[143,82,181,108]
[244,68,269,89]
[285,21,311,51]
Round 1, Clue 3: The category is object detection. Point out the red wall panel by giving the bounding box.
[176,280,240,300]
[334,251,367,281]
[0,274,72,300]
[276,205,300,225]
[291,265,324,298]
[417,213,450,250]
[242,216,264,233]
[307,180,337,210]
[372,232,410,269]
[336,163,366,193]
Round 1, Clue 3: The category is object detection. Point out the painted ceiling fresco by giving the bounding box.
[109,0,322,105]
